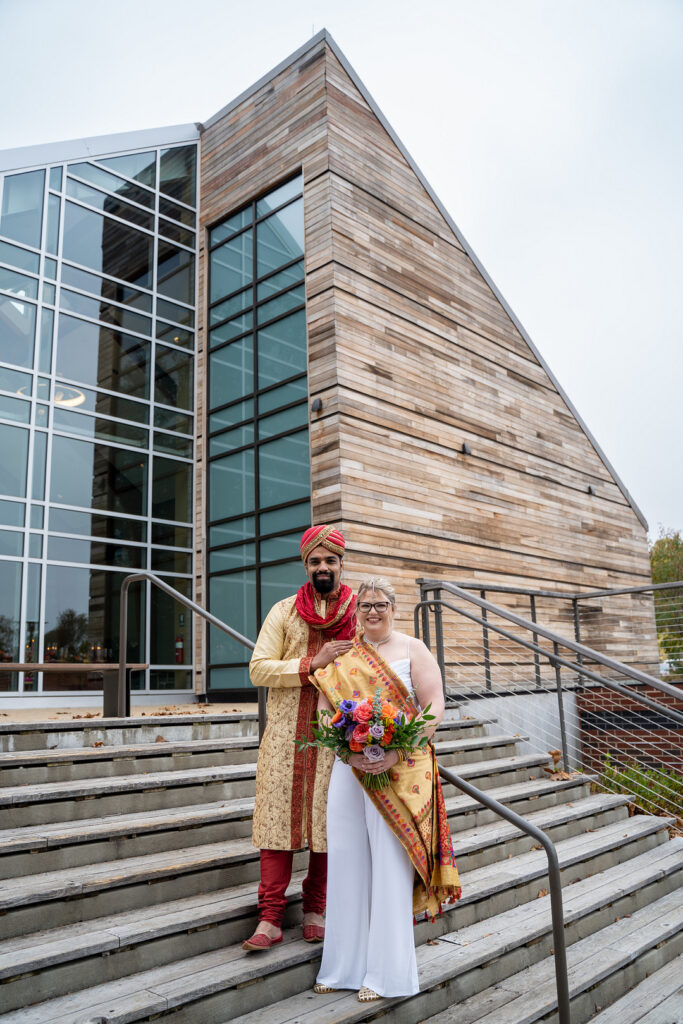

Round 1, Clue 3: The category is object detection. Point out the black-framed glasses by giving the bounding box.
[357,601,390,613]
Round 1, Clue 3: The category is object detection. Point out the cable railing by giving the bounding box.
[416,580,683,824]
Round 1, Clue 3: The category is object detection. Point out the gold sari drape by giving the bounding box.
[313,635,461,918]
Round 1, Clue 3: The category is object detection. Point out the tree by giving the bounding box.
[649,529,683,674]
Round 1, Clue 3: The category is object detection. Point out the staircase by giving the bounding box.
[0,709,680,1023]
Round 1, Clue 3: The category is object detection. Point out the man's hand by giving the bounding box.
[310,640,353,672]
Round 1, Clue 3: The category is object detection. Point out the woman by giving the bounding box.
[312,577,461,1002]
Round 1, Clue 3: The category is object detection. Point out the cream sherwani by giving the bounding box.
[249,595,333,851]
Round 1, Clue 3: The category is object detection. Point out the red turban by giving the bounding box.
[300,525,346,562]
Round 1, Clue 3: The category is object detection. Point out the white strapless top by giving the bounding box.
[388,657,419,706]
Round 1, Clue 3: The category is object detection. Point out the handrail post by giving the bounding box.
[480,589,492,690]
[118,576,132,718]
[572,597,584,684]
[421,585,432,652]
[530,594,542,689]
[553,642,570,772]
[433,587,446,696]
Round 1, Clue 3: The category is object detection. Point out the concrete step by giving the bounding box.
[4,836,680,1023]
[421,891,683,1024]
[589,953,683,1024]
[0,774,598,878]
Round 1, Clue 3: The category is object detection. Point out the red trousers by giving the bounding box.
[258,848,327,926]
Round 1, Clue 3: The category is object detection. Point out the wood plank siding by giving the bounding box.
[195,38,656,689]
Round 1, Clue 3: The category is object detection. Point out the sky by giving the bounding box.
[1,0,681,538]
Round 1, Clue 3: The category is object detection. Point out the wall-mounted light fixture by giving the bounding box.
[587,485,596,495]
[311,397,322,412]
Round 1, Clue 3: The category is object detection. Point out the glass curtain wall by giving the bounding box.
[0,142,198,694]
[208,175,311,693]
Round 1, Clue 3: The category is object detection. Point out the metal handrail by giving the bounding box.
[438,763,570,1024]
[118,571,264,735]
[440,579,683,602]
[418,579,683,703]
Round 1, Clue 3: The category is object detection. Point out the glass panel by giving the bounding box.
[0,560,21,688]
[0,394,30,423]
[56,315,150,398]
[50,436,147,516]
[209,449,254,521]
[150,669,192,690]
[0,423,28,496]
[160,146,196,206]
[155,345,193,410]
[30,504,43,527]
[157,241,194,306]
[259,431,310,509]
[210,208,250,247]
[156,322,193,348]
[46,193,61,255]
[0,366,31,396]
[49,166,63,190]
[209,423,254,457]
[34,403,49,429]
[38,307,54,373]
[209,517,254,545]
[0,170,45,248]
[209,399,253,433]
[257,285,305,324]
[209,286,252,327]
[53,408,148,448]
[209,337,253,408]
[37,377,50,400]
[209,570,256,663]
[0,240,40,274]
[0,266,38,299]
[261,559,306,609]
[209,311,252,347]
[154,430,192,458]
[49,507,146,542]
[97,152,156,189]
[54,382,147,422]
[65,177,153,230]
[258,402,307,439]
[260,531,302,561]
[209,543,255,573]
[60,288,151,337]
[63,201,153,289]
[43,565,144,666]
[154,407,192,433]
[44,257,58,279]
[150,576,191,665]
[159,196,195,227]
[256,199,304,277]
[61,264,153,312]
[48,536,144,568]
[31,430,47,499]
[157,297,194,328]
[257,310,306,389]
[0,499,24,526]
[209,666,250,690]
[71,160,154,202]
[210,232,252,302]
[257,260,304,300]
[152,523,191,547]
[256,177,302,216]
[42,282,56,305]
[151,548,191,573]
[24,562,41,666]
[159,218,195,249]
[0,294,36,368]
[0,529,23,556]
[152,456,191,522]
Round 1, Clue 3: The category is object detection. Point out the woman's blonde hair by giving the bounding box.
[357,576,396,606]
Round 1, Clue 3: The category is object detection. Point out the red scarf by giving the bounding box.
[295,582,357,639]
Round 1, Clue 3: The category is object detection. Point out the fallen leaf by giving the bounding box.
[426,940,440,946]
[531,843,542,851]
[155,735,167,743]
[92,741,104,748]
[537,889,548,898]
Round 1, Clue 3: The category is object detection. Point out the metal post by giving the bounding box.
[118,577,131,718]
[530,594,542,689]
[572,597,584,684]
[421,586,432,652]
[480,590,492,690]
[553,642,570,772]
[433,588,446,697]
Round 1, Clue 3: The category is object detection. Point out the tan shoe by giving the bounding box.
[313,983,337,993]
[358,986,381,1001]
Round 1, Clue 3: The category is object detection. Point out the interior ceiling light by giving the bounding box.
[54,385,86,408]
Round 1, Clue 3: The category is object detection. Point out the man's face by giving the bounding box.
[305,546,342,595]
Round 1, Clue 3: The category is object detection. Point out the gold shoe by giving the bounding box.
[314,983,337,994]
[358,986,381,1002]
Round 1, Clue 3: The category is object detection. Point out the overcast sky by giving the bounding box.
[1,0,681,538]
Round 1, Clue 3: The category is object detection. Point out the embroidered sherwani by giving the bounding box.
[250,595,334,852]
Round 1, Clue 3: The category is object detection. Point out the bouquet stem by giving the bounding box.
[362,770,391,791]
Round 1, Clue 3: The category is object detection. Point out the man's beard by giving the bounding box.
[312,571,336,595]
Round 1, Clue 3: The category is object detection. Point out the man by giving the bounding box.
[242,525,357,951]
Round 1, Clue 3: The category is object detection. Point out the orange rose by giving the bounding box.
[381,701,398,719]
[353,724,370,744]
[349,739,364,752]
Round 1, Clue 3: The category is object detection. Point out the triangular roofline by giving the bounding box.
[203,29,647,531]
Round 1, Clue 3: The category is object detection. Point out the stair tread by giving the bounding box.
[0,752,551,807]
[589,954,683,1024]
[5,840,681,1024]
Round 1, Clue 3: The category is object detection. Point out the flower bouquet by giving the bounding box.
[298,686,435,790]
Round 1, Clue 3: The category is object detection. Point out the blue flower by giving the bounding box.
[339,699,356,714]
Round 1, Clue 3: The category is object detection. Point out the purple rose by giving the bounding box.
[363,744,384,763]
[369,723,385,739]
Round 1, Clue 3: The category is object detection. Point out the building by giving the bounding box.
[0,31,655,707]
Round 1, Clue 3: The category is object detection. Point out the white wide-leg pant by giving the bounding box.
[317,758,419,997]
